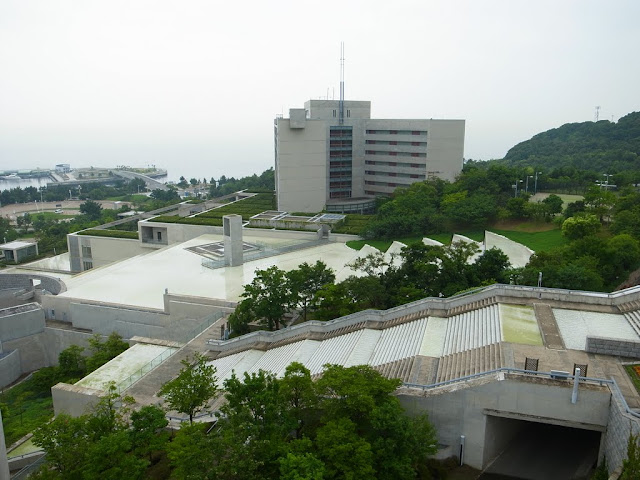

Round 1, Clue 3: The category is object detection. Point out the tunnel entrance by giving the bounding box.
[479,416,602,480]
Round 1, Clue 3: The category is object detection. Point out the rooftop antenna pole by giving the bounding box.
[339,42,345,125]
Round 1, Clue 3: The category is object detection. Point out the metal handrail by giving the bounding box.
[115,311,224,393]
[402,367,640,420]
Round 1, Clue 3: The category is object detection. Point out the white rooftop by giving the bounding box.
[0,240,36,249]
[60,233,365,309]
[75,343,178,391]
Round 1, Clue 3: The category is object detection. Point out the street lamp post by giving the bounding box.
[526,175,533,193]
[513,179,523,197]
[534,171,542,194]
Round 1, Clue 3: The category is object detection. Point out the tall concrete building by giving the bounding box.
[274,99,465,213]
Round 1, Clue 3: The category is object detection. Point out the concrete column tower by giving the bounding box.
[223,215,243,267]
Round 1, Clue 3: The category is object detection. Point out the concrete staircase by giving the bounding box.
[624,310,640,337]
[442,305,500,355]
[435,343,502,383]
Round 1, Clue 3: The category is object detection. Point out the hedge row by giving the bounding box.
[196,193,275,219]
[77,229,140,239]
[148,215,223,226]
[331,214,374,235]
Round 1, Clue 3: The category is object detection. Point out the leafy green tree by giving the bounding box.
[190,178,199,186]
[83,430,147,480]
[562,214,601,240]
[228,298,254,335]
[315,418,375,480]
[86,333,129,372]
[128,178,146,194]
[130,404,169,461]
[242,265,294,330]
[278,362,318,439]
[287,261,336,321]
[32,413,89,479]
[166,424,217,480]
[79,199,103,221]
[159,353,218,424]
[58,344,86,379]
[279,452,325,480]
[542,193,564,217]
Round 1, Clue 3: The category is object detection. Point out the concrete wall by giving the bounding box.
[0,410,9,480]
[3,327,97,374]
[40,292,230,342]
[68,234,149,272]
[604,387,640,473]
[0,349,21,387]
[52,383,103,417]
[0,274,65,295]
[586,336,640,358]
[485,231,534,268]
[426,119,465,183]
[397,376,611,469]
[0,304,44,343]
[275,117,328,213]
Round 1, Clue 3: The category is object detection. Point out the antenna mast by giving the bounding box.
[594,106,600,122]
[339,42,345,125]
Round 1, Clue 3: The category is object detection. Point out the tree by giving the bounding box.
[242,266,294,330]
[79,199,103,221]
[315,418,375,480]
[190,178,199,186]
[287,261,336,321]
[159,353,218,424]
[32,413,89,478]
[86,332,129,372]
[130,405,169,461]
[561,214,601,240]
[58,344,86,379]
[128,178,146,194]
[541,193,563,217]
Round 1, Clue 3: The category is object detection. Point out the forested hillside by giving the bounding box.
[501,111,640,172]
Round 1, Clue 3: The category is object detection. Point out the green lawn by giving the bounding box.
[490,228,566,252]
[28,211,76,220]
[0,378,54,446]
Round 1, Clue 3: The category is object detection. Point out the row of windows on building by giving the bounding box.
[365,180,410,188]
[330,190,351,199]
[366,129,427,136]
[365,170,425,180]
[365,150,427,158]
[365,140,426,147]
[365,160,424,168]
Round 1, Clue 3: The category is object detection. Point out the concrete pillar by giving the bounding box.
[223,215,243,267]
[0,409,9,480]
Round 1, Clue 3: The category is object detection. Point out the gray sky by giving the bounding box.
[1,0,639,180]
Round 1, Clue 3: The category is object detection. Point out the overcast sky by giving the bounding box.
[1,0,639,180]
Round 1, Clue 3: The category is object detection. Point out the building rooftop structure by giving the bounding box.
[274,98,465,213]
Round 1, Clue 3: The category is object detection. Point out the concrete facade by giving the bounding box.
[0,410,9,480]
[68,233,149,273]
[0,349,21,387]
[398,375,611,470]
[586,336,640,358]
[275,99,465,213]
